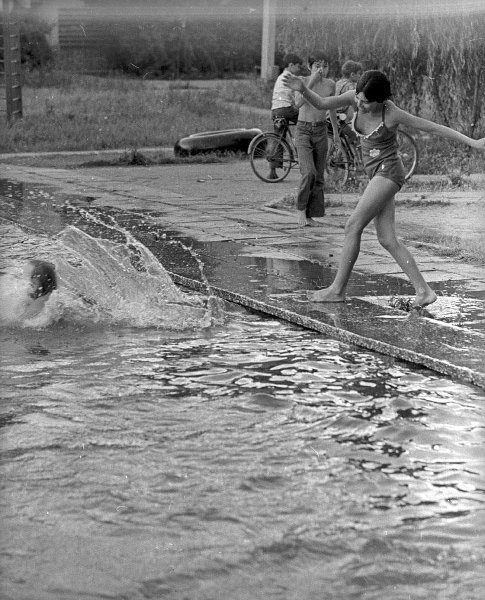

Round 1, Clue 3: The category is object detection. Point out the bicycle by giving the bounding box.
[248,117,298,183]
[248,115,419,189]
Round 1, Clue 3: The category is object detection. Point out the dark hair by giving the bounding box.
[355,70,392,103]
[282,53,303,67]
[341,60,363,77]
[307,51,329,67]
[28,260,57,299]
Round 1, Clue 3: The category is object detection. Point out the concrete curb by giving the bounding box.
[1,159,484,388]
[170,272,485,388]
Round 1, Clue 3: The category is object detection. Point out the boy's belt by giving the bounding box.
[297,120,326,125]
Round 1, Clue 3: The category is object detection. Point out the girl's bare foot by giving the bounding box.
[306,218,323,227]
[307,287,345,302]
[413,289,437,309]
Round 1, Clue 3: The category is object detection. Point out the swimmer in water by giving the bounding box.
[21,260,57,320]
[0,260,58,323]
[27,260,57,299]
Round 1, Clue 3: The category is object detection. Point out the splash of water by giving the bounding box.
[0,222,224,330]
[67,205,225,324]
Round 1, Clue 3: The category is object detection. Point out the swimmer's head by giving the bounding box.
[27,260,57,299]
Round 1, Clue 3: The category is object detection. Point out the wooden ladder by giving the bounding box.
[1,9,23,123]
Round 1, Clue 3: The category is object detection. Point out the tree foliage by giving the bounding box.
[0,14,53,71]
[101,17,262,79]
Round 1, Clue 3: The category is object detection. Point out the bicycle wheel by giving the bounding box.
[249,133,295,183]
[397,130,418,180]
[325,141,351,189]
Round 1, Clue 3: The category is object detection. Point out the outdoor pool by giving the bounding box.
[1,182,484,599]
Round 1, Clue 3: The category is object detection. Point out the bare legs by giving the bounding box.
[308,176,437,307]
[373,192,437,308]
[308,177,391,302]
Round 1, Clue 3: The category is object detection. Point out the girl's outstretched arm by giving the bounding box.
[387,102,485,150]
[283,73,354,111]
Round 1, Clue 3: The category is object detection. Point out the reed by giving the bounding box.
[277,10,484,137]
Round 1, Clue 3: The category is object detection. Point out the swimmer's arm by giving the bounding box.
[388,102,485,150]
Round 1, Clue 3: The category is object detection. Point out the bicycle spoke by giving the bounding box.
[397,130,419,180]
[250,134,295,183]
[326,142,350,190]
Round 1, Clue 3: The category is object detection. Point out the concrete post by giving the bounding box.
[261,0,276,80]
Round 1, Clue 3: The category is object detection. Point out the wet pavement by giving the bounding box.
[1,158,484,387]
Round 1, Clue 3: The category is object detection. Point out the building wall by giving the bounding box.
[32,1,85,45]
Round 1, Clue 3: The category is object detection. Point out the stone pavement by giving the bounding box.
[1,157,484,387]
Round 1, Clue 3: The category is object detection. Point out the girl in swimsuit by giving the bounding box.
[282,70,485,308]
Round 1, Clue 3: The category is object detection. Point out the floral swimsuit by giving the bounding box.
[352,102,406,189]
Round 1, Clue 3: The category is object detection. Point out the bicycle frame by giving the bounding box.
[248,116,418,186]
[247,118,296,156]
[248,117,299,183]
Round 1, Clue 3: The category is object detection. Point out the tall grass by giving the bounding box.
[219,78,274,109]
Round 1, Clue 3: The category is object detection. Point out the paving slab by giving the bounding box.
[1,159,484,388]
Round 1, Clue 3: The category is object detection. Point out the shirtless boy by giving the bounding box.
[294,52,339,227]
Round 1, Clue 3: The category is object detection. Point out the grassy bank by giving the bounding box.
[0,74,269,154]
[0,72,484,177]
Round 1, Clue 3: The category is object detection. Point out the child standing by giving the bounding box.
[293,52,340,227]
[283,69,485,308]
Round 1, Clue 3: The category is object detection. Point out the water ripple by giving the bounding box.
[1,282,484,599]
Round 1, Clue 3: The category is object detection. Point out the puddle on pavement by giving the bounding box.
[360,295,485,332]
[1,177,484,334]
